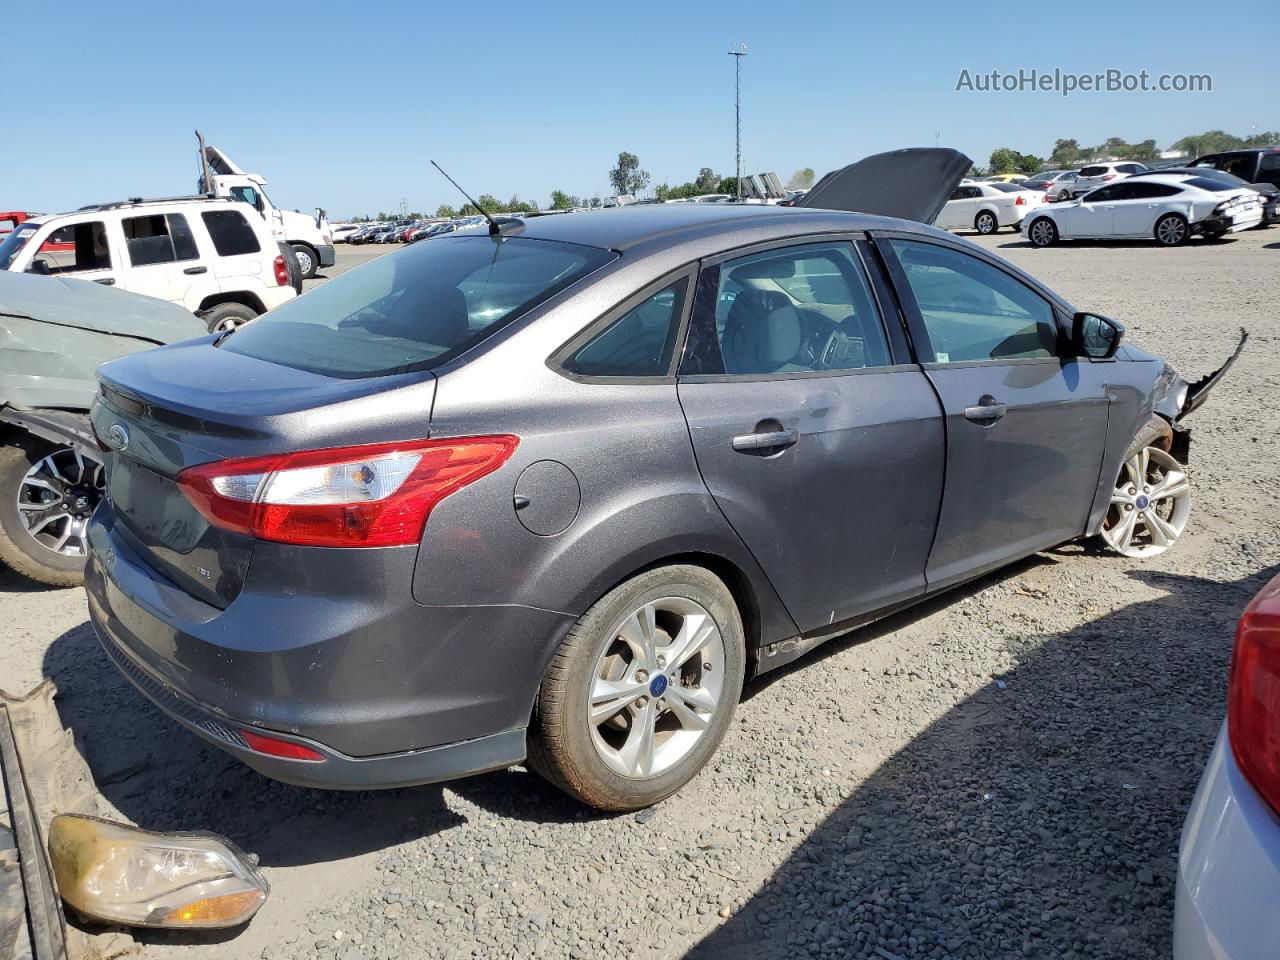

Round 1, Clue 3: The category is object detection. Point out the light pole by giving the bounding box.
[729,43,747,200]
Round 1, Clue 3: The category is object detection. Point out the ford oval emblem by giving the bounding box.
[106,423,129,452]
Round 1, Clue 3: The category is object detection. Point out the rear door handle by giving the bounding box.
[731,428,799,452]
[93,278,115,286]
[964,398,1008,422]
[183,265,208,275]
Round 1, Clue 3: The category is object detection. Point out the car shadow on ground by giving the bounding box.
[41,621,465,869]
[683,564,1276,960]
[0,564,71,594]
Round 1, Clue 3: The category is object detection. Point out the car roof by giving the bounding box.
[499,204,917,253]
[25,196,248,224]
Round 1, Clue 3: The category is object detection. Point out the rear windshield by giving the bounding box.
[989,183,1025,193]
[1078,166,1108,177]
[221,235,616,378]
[1183,177,1236,193]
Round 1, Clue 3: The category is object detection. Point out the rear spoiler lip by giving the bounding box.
[1178,327,1247,421]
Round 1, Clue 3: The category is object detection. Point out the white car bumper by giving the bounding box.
[1174,725,1280,960]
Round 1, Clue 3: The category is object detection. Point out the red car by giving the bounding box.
[0,211,74,252]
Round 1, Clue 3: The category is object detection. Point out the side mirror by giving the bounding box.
[26,259,50,276]
[1072,312,1124,359]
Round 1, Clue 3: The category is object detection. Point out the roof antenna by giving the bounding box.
[430,160,504,236]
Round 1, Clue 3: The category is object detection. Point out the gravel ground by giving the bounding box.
[2,228,1278,960]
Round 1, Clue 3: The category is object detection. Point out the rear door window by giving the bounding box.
[562,278,688,378]
[889,239,1059,363]
[201,210,261,256]
[1078,165,1108,177]
[122,213,200,266]
[222,236,615,378]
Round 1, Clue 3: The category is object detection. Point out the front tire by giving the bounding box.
[1154,213,1190,247]
[291,243,318,279]
[1099,419,1190,558]
[527,564,745,811]
[0,440,103,587]
[1028,217,1058,247]
[974,210,998,235]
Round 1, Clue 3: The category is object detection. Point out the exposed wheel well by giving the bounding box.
[197,292,265,316]
[622,552,764,677]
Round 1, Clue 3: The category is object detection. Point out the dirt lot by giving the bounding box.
[2,227,1278,959]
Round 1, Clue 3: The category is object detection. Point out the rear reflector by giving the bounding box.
[1228,573,1280,816]
[241,729,326,762]
[177,436,518,547]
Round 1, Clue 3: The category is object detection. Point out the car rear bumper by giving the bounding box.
[1173,725,1280,960]
[84,507,573,788]
[317,243,336,267]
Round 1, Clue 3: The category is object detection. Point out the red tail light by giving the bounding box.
[273,254,289,286]
[177,436,518,548]
[1101,174,1117,181]
[241,729,325,762]
[1228,574,1280,815]
[1015,195,1026,205]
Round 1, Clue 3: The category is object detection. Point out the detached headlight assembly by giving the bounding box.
[48,815,269,928]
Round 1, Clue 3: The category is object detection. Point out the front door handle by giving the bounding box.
[964,396,1008,422]
[183,265,208,275]
[731,428,799,452]
[93,278,115,286]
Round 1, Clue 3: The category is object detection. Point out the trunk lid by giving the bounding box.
[92,338,436,607]
[798,148,973,225]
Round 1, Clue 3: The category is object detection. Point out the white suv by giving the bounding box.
[0,197,299,331]
[1069,161,1150,198]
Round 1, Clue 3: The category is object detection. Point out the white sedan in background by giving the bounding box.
[936,181,1046,235]
[1022,174,1263,247]
[1173,572,1280,960]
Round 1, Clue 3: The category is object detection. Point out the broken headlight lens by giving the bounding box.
[48,814,269,928]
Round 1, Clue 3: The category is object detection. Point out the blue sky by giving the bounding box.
[4,0,1271,218]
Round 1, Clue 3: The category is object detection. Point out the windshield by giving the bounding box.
[222,235,616,378]
[1078,166,1108,177]
[0,224,39,271]
[990,183,1025,193]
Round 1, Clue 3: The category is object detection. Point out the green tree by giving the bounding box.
[609,151,651,198]
[786,167,816,190]
[988,148,1021,174]
[550,190,573,210]
[1016,153,1043,174]
[718,176,738,196]
[1171,130,1243,156]
[694,167,720,192]
[1049,139,1079,166]
[435,204,457,219]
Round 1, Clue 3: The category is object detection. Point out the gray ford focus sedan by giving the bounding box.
[84,151,1237,811]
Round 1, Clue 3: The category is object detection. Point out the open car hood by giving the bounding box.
[798,148,973,225]
[0,272,203,345]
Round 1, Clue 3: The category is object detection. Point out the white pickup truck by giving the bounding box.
[197,134,334,279]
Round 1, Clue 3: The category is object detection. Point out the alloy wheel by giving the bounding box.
[587,596,726,779]
[1156,216,1188,246]
[976,213,997,234]
[1101,446,1190,558]
[1030,219,1056,246]
[16,449,103,558]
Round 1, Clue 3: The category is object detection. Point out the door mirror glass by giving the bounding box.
[26,258,50,275]
[1072,312,1124,359]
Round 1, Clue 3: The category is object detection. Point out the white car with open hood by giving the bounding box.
[935,181,1046,235]
[1022,174,1264,247]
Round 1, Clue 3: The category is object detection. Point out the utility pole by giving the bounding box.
[729,43,747,201]
[935,131,941,148]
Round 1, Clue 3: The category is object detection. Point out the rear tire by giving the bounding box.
[527,564,745,811]
[0,440,100,587]
[200,302,258,334]
[1028,217,1058,247]
[1154,213,1190,247]
[291,243,318,279]
[974,210,998,235]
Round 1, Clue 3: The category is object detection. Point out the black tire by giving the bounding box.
[200,302,258,334]
[291,243,319,280]
[1028,216,1058,248]
[1154,213,1190,247]
[0,440,98,587]
[974,210,998,235]
[526,564,746,811]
